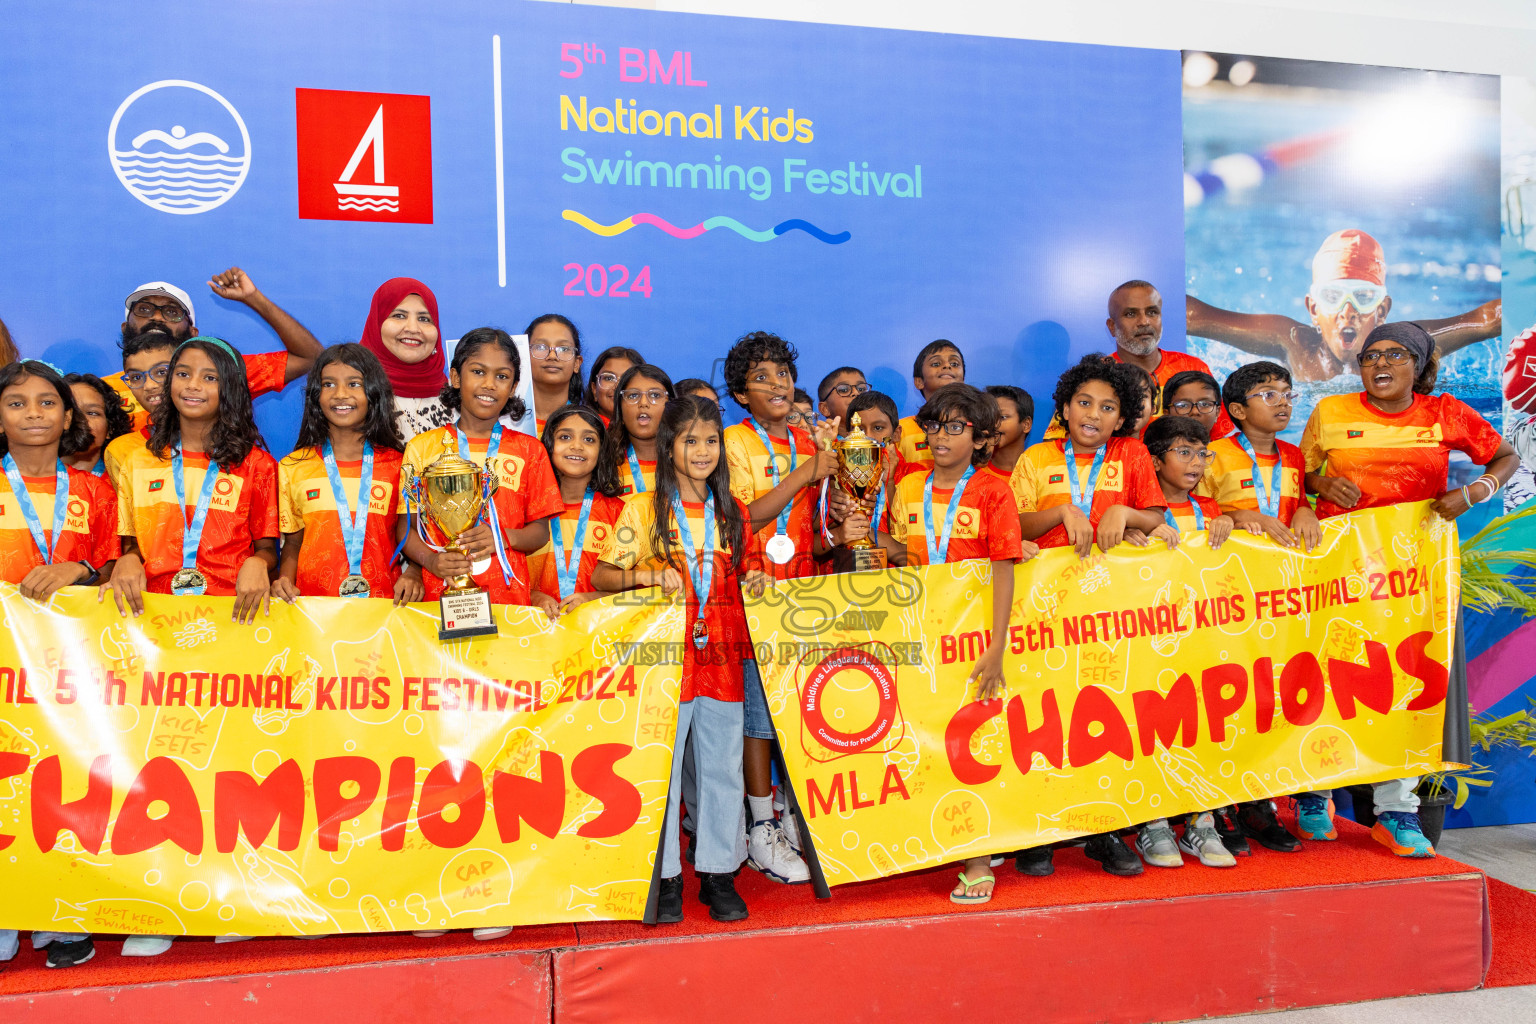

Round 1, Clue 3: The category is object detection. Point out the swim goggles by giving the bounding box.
[1308,278,1388,316]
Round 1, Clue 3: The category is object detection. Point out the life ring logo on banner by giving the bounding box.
[797,644,904,762]
[107,80,252,216]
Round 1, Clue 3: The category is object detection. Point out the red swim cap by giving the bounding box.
[1312,229,1385,286]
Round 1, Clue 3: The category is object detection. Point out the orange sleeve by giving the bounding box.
[249,454,281,541]
[521,441,566,523]
[85,475,121,562]
[1123,441,1166,510]
[1299,405,1327,473]
[243,351,289,396]
[1442,396,1504,465]
[983,480,1022,561]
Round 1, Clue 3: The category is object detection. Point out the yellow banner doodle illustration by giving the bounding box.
[0,593,682,935]
[747,503,1457,886]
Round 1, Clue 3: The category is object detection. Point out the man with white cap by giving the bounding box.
[114,267,322,429]
[104,268,322,490]
[1186,228,1500,382]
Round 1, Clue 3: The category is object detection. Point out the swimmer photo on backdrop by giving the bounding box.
[1180,53,1502,529]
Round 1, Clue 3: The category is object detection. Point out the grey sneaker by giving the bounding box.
[1135,819,1184,868]
[1180,812,1238,868]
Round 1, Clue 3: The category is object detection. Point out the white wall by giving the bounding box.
[561,0,1536,77]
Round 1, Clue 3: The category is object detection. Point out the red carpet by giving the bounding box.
[3,814,1533,1007]
[1487,876,1536,988]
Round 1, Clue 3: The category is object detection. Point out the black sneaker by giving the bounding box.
[697,872,749,922]
[1212,807,1252,857]
[1014,846,1055,876]
[683,828,696,866]
[45,937,95,968]
[1084,832,1144,876]
[654,875,684,924]
[1237,800,1302,853]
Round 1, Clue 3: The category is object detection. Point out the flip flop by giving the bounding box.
[949,871,996,904]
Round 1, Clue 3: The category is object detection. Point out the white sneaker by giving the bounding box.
[214,935,252,944]
[746,819,810,883]
[773,792,804,853]
[473,927,512,941]
[1180,812,1238,868]
[412,930,448,937]
[1135,819,1184,869]
[121,935,174,957]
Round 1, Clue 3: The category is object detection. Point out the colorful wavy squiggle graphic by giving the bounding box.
[563,210,850,245]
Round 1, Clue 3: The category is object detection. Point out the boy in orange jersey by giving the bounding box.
[722,330,838,885]
[887,383,1031,903]
[1009,354,1166,876]
[896,339,965,467]
[1199,360,1324,854]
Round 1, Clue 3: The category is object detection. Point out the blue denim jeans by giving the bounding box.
[0,929,16,961]
[662,696,745,877]
[742,658,774,741]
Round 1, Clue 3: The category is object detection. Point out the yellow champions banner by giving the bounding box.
[0,594,682,935]
[748,503,1457,887]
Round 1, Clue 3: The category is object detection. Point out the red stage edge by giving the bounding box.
[557,874,1490,1024]
[1,949,553,1023]
[1,872,1490,1023]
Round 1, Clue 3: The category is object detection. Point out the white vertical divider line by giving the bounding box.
[493,34,507,288]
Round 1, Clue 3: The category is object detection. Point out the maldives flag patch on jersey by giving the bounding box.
[307,488,321,500]
[1348,430,1365,438]
[149,480,164,491]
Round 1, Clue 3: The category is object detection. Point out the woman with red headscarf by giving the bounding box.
[361,278,450,440]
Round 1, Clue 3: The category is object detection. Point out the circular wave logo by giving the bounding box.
[108,80,251,215]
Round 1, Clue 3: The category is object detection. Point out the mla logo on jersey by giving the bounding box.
[295,88,433,223]
[108,80,252,215]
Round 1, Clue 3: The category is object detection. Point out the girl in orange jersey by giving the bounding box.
[0,361,118,599]
[582,346,643,427]
[598,363,675,497]
[107,337,278,624]
[63,372,133,478]
[593,395,771,924]
[399,328,563,609]
[529,405,627,618]
[525,313,584,435]
[1302,321,1518,858]
[273,344,421,603]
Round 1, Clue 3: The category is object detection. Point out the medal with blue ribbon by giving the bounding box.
[923,464,975,565]
[3,454,69,565]
[1063,441,1107,517]
[670,492,715,649]
[1237,435,1282,518]
[323,439,374,598]
[457,424,514,586]
[748,419,797,564]
[550,484,594,600]
[626,446,647,495]
[171,450,221,595]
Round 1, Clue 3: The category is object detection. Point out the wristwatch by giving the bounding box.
[77,560,100,586]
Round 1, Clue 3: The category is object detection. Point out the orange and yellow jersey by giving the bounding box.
[615,453,656,498]
[896,415,933,468]
[529,490,626,600]
[0,468,119,583]
[1196,435,1306,525]
[978,462,1013,488]
[399,426,564,606]
[888,466,1023,566]
[278,446,405,598]
[1164,494,1222,532]
[112,351,289,433]
[103,426,151,492]
[1010,436,1165,550]
[1044,349,1234,441]
[607,494,751,703]
[1300,393,1504,520]
[116,445,280,595]
[724,420,819,581]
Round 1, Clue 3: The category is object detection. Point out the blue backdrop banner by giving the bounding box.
[2,0,1185,452]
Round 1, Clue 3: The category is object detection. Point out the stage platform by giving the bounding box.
[0,816,1508,1023]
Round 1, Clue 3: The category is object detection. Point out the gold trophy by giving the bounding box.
[420,453,499,640]
[834,412,889,572]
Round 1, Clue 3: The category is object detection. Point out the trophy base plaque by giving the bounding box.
[849,546,889,573]
[439,587,498,641]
